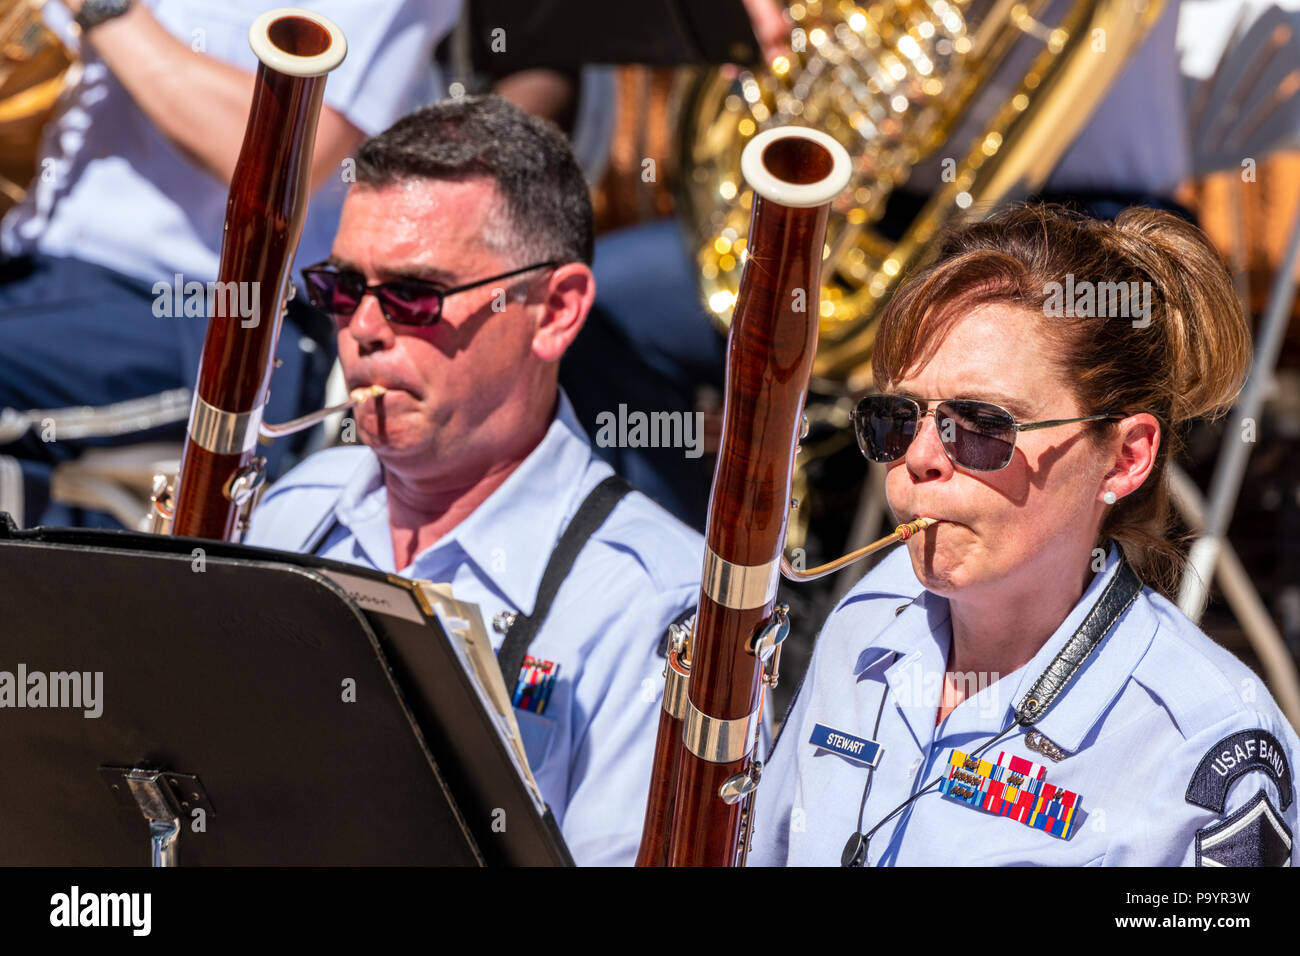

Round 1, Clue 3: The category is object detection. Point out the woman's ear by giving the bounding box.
[532,263,595,363]
[1102,413,1160,501]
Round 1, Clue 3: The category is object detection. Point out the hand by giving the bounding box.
[742,0,793,64]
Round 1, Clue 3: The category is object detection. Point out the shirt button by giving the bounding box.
[908,758,921,777]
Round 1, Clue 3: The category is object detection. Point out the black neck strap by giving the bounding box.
[302,468,629,686]
[1013,548,1143,726]
[303,473,633,688]
[496,475,632,686]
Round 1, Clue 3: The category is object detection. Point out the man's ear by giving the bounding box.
[532,263,594,363]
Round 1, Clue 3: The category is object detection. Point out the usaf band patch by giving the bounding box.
[809,723,882,768]
[1195,790,1292,867]
[1185,729,1293,813]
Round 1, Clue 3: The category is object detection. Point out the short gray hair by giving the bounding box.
[354,94,593,267]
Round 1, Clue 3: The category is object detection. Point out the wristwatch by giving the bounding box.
[75,0,134,33]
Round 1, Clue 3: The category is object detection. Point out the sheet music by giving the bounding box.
[317,569,546,813]
[413,583,547,814]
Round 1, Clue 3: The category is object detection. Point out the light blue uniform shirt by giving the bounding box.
[244,394,703,866]
[751,542,1300,866]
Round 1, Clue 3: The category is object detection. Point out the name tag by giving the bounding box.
[810,723,882,768]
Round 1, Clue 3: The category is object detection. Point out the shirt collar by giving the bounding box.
[852,541,1156,752]
[330,390,598,615]
[847,546,948,677]
[331,450,391,573]
[977,541,1156,752]
[1018,544,1157,752]
[434,392,595,614]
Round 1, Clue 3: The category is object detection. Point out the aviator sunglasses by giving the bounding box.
[852,394,1128,472]
[301,260,558,327]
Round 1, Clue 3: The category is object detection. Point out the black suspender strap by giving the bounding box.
[305,509,339,555]
[496,474,633,686]
[299,470,632,683]
[302,456,377,556]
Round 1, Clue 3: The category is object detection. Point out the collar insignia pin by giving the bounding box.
[1024,730,1067,762]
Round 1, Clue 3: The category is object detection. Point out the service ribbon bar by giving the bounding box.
[939,749,995,806]
[1026,781,1080,839]
[941,749,1081,840]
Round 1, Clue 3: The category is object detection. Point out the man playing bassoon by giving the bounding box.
[246,95,704,866]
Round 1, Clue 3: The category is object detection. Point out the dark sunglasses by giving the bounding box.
[300,260,558,327]
[852,394,1128,472]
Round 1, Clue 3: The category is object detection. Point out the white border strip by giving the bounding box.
[740,126,852,208]
[249,8,347,77]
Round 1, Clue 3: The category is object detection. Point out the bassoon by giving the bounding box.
[153,8,366,541]
[637,127,852,866]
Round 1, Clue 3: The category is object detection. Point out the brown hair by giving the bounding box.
[872,203,1252,598]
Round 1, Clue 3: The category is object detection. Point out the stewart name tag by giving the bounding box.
[810,723,882,768]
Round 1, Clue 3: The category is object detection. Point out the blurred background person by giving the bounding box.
[0,0,458,528]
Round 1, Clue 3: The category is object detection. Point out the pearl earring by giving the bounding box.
[1103,491,1117,505]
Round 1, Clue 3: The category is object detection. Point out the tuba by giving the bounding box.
[152,8,350,541]
[638,126,851,866]
[0,0,76,215]
[678,0,1167,394]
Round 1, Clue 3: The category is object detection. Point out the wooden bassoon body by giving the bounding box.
[168,9,345,541]
[638,126,851,866]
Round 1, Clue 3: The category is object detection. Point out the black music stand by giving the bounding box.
[0,515,572,866]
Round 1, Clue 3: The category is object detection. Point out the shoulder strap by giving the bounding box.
[496,474,633,686]
[305,508,339,555]
[302,455,378,554]
[1014,547,1143,725]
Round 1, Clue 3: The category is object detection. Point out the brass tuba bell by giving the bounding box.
[676,0,1168,395]
[0,0,77,216]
